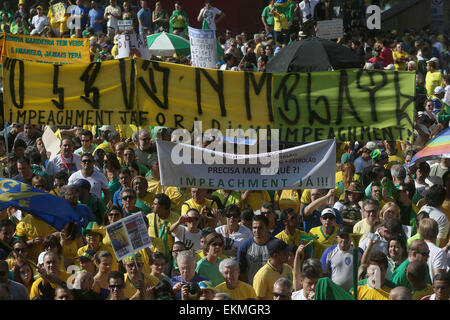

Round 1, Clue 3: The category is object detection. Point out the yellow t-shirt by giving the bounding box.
[241,191,271,211]
[352,219,372,244]
[165,187,191,214]
[392,51,408,70]
[354,283,391,300]
[181,198,217,216]
[146,178,165,200]
[385,149,405,170]
[309,226,338,259]
[272,10,289,32]
[275,189,301,215]
[252,261,292,300]
[411,284,434,300]
[215,281,257,300]
[146,211,180,257]
[275,229,312,246]
[123,273,159,299]
[440,199,450,222]
[425,70,444,97]
[15,215,57,262]
[29,272,70,300]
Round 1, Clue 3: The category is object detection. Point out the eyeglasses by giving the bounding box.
[14,247,27,252]
[81,159,92,163]
[226,214,240,219]
[321,215,335,220]
[122,196,135,201]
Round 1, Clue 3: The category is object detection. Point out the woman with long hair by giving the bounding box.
[103,151,122,200]
[13,260,35,294]
[152,1,169,32]
[92,250,114,299]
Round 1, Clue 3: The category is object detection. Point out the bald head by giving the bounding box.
[389,286,412,300]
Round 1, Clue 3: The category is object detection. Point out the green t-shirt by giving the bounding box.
[135,198,152,214]
[391,259,432,291]
[82,195,107,225]
[261,5,274,26]
[195,257,224,287]
[211,190,241,208]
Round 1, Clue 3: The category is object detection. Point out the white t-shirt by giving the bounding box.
[199,6,222,30]
[358,230,388,256]
[31,15,49,35]
[426,241,448,281]
[172,225,202,251]
[215,224,253,251]
[105,5,121,29]
[419,205,450,240]
[46,153,81,177]
[444,85,450,106]
[292,289,308,300]
[299,0,318,23]
[68,169,109,200]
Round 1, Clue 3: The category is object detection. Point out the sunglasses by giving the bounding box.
[225,214,240,219]
[14,248,27,252]
[272,292,290,299]
[322,215,335,220]
[122,196,135,201]
[109,284,124,289]
[81,159,93,163]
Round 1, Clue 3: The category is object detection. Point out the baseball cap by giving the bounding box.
[267,238,288,256]
[37,251,46,265]
[99,125,115,132]
[426,57,439,64]
[123,252,143,264]
[341,153,354,164]
[198,281,217,293]
[425,176,443,187]
[321,207,336,217]
[345,181,364,194]
[72,179,91,191]
[76,249,96,262]
[82,221,106,238]
[434,86,445,95]
[384,64,395,70]
[337,225,353,237]
[365,141,377,151]
[370,149,388,162]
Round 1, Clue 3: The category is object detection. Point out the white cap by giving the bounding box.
[321,207,336,217]
[434,86,445,95]
[365,141,377,151]
[384,64,395,70]
[426,57,439,64]
[99,125,115,132]
[38,251,46,265]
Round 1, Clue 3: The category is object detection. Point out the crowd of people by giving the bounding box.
[0,0,450,301]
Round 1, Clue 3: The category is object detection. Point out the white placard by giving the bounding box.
[188,26,217,69]
[316,19,343,40]
[156,139,336,190]
[42,126,61,158]
[116,34,150,60]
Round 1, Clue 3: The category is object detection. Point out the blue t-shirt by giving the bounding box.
[112,185,123,207]
[170,273,210,300]
[137,8,152,34]
[72,5,87,29]
[89,8,104,32]
[237,236,275,285]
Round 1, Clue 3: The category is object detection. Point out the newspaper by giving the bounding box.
[105,213,152,261]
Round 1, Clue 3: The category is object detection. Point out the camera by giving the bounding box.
[183,281,201,299]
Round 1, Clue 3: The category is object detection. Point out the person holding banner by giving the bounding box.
[197,0,225,31]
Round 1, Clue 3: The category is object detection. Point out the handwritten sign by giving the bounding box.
[188,26,217,69]
[51,2,67,23]
[316,19,343,40]
[117,34,149,60]
[3,57,416,142]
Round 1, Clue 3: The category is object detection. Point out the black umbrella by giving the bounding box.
[266,36,365,73]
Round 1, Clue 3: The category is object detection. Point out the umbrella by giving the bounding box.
[147,32,191,56]
[265,36,365,73]
[409,127,450,167]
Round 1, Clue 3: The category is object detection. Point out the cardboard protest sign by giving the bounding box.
[188,26,217,69]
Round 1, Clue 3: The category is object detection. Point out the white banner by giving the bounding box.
[116,34,150,60]
[105,213,152,261]
[156,139,336,190]
[188,26,217,69]
[316,19,343,40]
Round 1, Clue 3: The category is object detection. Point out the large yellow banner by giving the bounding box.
[3,57,136,126]
[2,57,416,142]
[4,33,89,64]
